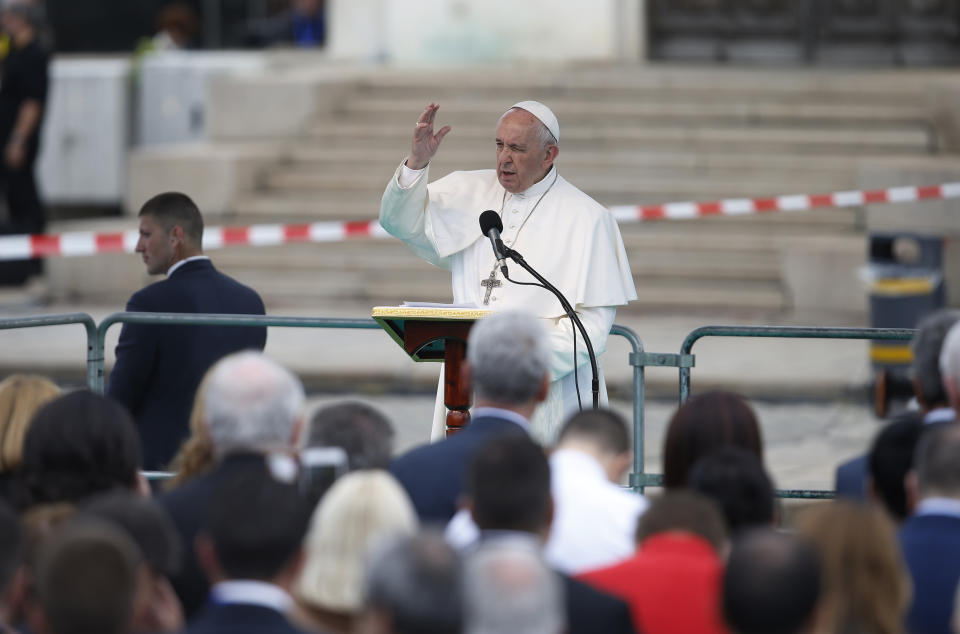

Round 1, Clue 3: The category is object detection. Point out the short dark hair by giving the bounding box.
[138,192,204,246]
[35,518,141,634]
[206,464,310,581]
[81,492,182,577]
[557,408,631,455]
[0,500,23,592]
[867,411,924,520]
[635,490,727,551]
[689,447,775,534]
[364,533,463,634]
[914,423,960,498]
[663,391,763,489]
[468,434,551,534]
[308,401,395,470]
[19,391,142,510]
[723,529,821,634]
[911,310,960,409]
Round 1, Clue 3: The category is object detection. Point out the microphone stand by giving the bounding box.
[500,243,600,409]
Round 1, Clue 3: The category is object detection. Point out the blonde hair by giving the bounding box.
[796,501,910,634]
[0,375,60,472]
[165,370,215,489]
[295,470,418,612]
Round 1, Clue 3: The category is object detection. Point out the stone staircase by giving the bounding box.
[211,66,942,314]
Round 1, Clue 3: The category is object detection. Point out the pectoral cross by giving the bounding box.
[480,269,502,305]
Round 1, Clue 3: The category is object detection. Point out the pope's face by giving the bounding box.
[136,215,177,276]
[495,110,555,194]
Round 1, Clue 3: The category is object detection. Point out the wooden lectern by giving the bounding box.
[372,306,490,435]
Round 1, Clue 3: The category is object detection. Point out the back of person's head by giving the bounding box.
[296,470,417,613]
[0,375,60,473]
[203,352,305,459]
[867,411,924,520]
[723,529,821,634]
[204,465,310,582]
[467,434,551,534]
[912,310,960,410]
[20,391,141,510]
[795,501,909,634]
[80,492,181,578]
[913,422,960,499]
[689,447,775,534]
[635,490,728,552]
[467,311,550,405]
[307,401,395,470]
[33,519,141,634]
[663,391,763,489]
[556,408,631,456]
[464,540,564,634]
[0,500,22,594]
[940,322,960,408]
[362,532,463,634]
[138,192,203,247]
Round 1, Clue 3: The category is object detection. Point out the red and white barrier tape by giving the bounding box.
[0,182,957,262]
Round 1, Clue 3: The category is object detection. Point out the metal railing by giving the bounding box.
[0,312,920,499]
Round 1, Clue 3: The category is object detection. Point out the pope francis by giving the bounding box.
[379,101,637,444]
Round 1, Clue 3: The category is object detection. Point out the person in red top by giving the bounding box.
[578,491,731,634]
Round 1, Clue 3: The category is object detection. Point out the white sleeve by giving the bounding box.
[398,162,426,189]
[544,306,617,380]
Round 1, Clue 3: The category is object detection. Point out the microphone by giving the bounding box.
[479,210,508,277]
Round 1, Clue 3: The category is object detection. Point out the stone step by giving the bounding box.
[337,96,931,127]
[305,122,931,154]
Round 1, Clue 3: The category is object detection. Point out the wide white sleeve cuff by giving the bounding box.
[398,162,426,189]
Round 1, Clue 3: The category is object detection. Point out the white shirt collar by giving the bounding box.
[550,448,607,482]
[924,407,955,424]
[916,497,960,519]
[166,255,210,277]
[210,580,293,612]
[510,166,557,201]
[471,407,529,430]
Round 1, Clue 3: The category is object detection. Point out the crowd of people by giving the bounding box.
[0,306,957,634]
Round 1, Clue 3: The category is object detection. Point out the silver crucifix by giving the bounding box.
[480,269,502,305]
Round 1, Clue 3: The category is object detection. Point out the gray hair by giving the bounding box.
[363,532,463,634]
[503,108,558,149]
[468,311,551,405]
[939,321,960,398]
[913,310,960,408]
[464,540,565,634]
[2,0,44,27]
[915,423,960,498]
[203,351,304,458]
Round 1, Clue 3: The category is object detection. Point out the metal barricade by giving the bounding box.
[671,324,916,499]
[0,313,99,390]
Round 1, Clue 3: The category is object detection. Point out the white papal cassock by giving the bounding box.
[380,161,637,444]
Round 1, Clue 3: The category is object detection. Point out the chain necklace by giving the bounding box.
[480,169,559,305]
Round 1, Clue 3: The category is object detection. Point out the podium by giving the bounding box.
[372,306,490,435]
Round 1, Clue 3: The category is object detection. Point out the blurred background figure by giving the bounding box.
[151,2,198,51]
[0,374,59,502]
[689,447,777,534]
[293,470,418,634]
[246,0,325,49]
[795,501,909,634]
[306,401,394,472]
[357,533,463,634]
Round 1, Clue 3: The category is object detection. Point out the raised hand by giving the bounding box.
[406,102,451,170]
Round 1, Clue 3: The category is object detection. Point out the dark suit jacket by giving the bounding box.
[159,453,268,620]
[834,454,868,501]
[389,414,527,524]
[185,602,309,634]
[106,259,266,470]
[562,574,636,634]
[900,512,960,634]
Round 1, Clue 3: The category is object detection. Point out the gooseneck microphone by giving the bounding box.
[479,210,509,277]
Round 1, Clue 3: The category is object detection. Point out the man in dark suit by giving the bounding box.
[389,310,550,524]
[464,433,635,634]
[159,351,305,620]
[188,466,312,634]
[901,422,960,634]
[835,309,960,499]
[107,192,267,471]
